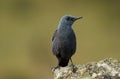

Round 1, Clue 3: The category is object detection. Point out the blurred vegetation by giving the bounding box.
[0,0,120,79]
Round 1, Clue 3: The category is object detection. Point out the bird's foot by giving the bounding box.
[51,66,60,72]
[70,64,77,73]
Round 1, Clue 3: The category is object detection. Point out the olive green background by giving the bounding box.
[0,0,120,79]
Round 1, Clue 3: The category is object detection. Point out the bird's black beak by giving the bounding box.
[74,16,83,21]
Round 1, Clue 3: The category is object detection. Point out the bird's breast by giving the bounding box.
[57,28,76,45]
[52,28,76,56]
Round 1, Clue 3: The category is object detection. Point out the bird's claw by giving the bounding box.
[70,64,77,73]
[51,66,60,72]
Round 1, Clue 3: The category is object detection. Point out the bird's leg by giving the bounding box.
[51,56,61,72]
[70,58,74,67]
[55,65,60,69]
[53,58,61,70]
[70,58,77,73]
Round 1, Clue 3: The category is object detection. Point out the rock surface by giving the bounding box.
[52,58,120,79]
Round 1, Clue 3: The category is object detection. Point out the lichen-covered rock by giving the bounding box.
[52,58,120,79]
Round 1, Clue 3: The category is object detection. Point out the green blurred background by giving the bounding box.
[0,0,120,79]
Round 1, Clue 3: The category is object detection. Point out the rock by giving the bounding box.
[52,58,120,79]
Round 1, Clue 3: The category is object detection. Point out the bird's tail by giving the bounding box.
[58,58,69,67]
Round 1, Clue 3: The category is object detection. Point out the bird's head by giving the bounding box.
[59,15,83,27]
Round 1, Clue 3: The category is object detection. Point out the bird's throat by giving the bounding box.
[58,24,72,30]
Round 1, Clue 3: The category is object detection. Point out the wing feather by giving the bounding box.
[52,29,57,41]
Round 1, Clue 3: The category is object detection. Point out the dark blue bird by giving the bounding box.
[52,15,82,67]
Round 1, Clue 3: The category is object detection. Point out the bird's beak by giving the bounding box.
[74,16,83,20]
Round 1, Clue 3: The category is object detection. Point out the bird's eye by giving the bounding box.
[71,18,74,21]
[66,17,71,21]
[66,17,74,21]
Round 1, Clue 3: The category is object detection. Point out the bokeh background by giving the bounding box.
[0,0,120,79]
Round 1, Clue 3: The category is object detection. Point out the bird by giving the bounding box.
[52,15,82,68]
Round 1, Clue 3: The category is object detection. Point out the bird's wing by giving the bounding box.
[52,29,57,41]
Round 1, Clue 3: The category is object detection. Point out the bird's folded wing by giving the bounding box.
[52,29,57,41]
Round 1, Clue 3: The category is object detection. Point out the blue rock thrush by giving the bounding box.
[52,15,82,67]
